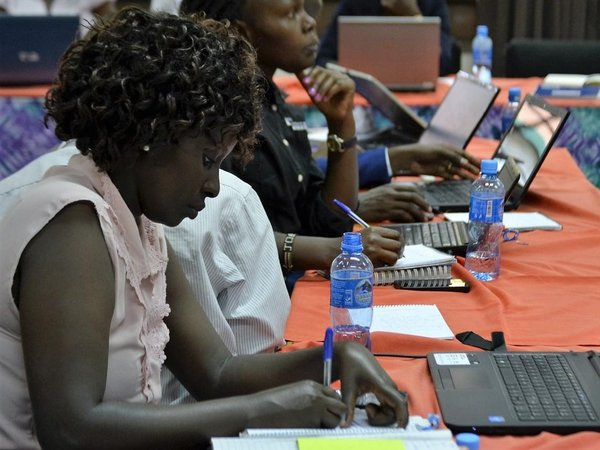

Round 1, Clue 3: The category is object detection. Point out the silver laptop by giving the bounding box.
[0,15,80,85]
[417,94,569,212]
[327,64,500,150]
[338,16,440,91]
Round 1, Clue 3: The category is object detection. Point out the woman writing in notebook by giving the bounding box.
[0,8,408,449]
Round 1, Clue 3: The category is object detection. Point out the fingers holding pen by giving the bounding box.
[359,226,404,267]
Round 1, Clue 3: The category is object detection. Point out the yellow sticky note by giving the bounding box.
[297,437,406,450]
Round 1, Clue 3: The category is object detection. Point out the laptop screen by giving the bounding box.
[492,94,569,208]
[338,16,440,91]
[419,72,500,149]
[0,15,80,85]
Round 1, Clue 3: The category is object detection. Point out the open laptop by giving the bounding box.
[418,94,570,213]
[383,156,520,256]
[427,350,600,435]
[338,16,440,91]
[0,15,80,85]
[327,65,500,149]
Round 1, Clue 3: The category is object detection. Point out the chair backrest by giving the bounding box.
[505,38,600,77]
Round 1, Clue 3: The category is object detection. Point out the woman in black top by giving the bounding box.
[182,0,405,289]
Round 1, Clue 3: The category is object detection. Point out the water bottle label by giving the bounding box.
[330,276,373,308]
[473,48,492,66]
[501,116,513,134]
[469,196,503,223]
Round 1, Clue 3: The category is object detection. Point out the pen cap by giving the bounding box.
[455,432,480,450]
[341,232,363,253]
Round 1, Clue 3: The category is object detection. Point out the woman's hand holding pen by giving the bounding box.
[298,66,356,138]
[335,342,409,428]
[359,227,405,267]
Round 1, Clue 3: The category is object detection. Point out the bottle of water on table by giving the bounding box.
[501,87,521,137]
[330,232,373,348]
[472,25,493,84]
[465,159,505,281]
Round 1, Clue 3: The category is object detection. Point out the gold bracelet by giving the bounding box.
[282,233,296,272]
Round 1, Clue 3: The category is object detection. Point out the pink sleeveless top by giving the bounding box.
[0,155,170,449]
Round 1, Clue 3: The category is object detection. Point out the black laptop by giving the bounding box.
[383,156,520,256]
[427,350,600,435]
[327,64,500,149]
[418,94,570,213]
[0,15,80,85]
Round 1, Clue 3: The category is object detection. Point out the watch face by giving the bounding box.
[327,134,344,152]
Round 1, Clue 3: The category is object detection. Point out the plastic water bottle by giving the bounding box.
[465,159,504,281]
[330,232,373,348]
[501,87,521,136]
[472,25,493,84]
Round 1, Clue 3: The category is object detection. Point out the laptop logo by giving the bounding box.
[18,51,41,63]
[488,416,506,423]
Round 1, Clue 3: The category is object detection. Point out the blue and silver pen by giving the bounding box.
[333,198,370,229]
[323,327,334,387]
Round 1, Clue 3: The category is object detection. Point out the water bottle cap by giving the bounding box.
[476,25,488,36]
[508,87,521,102]
[455,432,480,450]
[341,232,363,253]
[481,159,498,175]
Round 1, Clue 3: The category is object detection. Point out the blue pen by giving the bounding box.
[333,198,370,229]
[323,327,334,386]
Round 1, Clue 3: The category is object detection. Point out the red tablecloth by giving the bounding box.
[285,138,600,449]
[274,75,600,109]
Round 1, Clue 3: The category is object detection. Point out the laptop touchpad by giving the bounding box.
[447,367,493,389]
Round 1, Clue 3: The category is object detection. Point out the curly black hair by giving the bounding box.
[180,0,246,21]
[45,6,263,172]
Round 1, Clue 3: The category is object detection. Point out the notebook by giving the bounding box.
[371,304,454,339]
[419,94,569,213]
[338,16,440,91]
[0,15,80,85]
[373,244,456,286]
[427,351,600,435]
[326,65,500,149]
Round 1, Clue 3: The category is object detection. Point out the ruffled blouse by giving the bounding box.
[0,154,170,449]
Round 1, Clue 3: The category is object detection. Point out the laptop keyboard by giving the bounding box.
[493,353,598,422]
[420,180,472,204]
[401,221,468,249]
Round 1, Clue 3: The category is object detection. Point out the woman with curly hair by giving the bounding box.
[0,7,408,450]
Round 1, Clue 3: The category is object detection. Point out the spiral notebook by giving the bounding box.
[373,245,456,286]
[212,413,457,450]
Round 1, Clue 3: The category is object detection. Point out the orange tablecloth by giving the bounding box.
[274,75,600,109]
[285,138,600,449]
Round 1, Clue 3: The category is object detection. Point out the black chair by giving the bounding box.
[505,38,600,77]
[449,41,462,75]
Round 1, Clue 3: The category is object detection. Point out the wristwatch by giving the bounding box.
[326,134,357,153]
